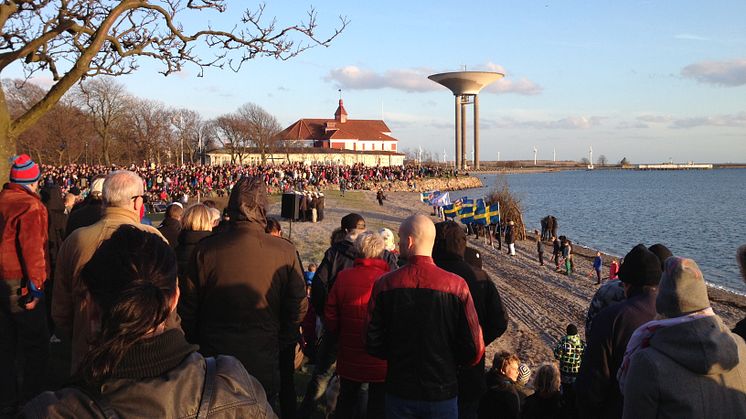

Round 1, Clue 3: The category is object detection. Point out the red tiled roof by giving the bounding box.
[276,118,397,142]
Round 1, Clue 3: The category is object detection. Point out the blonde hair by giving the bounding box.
[379,228,396,252]
[533,363,561,396]
[355,231,385,259]
[181,204,213,232]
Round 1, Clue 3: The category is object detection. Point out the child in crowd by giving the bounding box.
[534,230,544,266]
[553,324,585,414]
[609,259,619,280]
[515,363,535,404]
[592,252,603,284]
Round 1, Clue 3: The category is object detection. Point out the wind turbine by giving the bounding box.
[553,147,556,163]
[589,146,593,164]
[533,146,538,165]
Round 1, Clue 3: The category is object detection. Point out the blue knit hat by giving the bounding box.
[9,154,41,185]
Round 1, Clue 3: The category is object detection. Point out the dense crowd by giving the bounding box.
[39,162,456,200]
[2,154,745,419]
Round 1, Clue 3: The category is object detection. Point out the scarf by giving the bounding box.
[617,306,715,393]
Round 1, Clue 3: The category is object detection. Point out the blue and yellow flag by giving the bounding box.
[458,198,475,216]
[443,202,462,218]
[460,212,475,225]
[473,203,499,225]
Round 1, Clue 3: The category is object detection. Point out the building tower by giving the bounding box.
[428,71,504,170]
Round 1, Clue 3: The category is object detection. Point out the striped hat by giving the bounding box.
[517,363,532,385]
[9,154,41,185]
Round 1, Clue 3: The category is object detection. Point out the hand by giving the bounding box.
[24,297,39,310]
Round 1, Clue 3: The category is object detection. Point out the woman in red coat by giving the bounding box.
[325,231,390,419]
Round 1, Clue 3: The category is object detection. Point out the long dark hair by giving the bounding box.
[77,225,177,383]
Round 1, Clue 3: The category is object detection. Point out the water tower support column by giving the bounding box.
[474,94,480,170]
[455,95,462,169]
[461,96,468,169]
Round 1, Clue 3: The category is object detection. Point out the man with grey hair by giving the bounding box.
[53,170,167,373]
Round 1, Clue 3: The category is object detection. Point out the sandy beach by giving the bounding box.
[268,189,746,370]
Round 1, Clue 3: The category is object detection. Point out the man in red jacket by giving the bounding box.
[0,154,49,416]
[366,214,485,418]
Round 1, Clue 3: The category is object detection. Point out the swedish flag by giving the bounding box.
[460,212,475,225]
[458,198,475,216]
[473,206,488,225]
[484,203,500,225]
[443,202,461,219]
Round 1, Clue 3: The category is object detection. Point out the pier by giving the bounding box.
[636,163,713,170]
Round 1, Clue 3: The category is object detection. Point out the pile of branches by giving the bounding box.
[486,175,526,241]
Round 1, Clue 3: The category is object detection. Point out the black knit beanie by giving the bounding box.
[618,244,663,287]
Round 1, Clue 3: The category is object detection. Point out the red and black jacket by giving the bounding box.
[365,255,484,401]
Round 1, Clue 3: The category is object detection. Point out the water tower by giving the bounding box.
[428,71,504,170]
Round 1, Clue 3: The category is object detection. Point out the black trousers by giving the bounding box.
[279,344,297,418]
[0,281,49,411]
[336,379,385,419]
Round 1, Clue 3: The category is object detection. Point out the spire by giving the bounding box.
[334,99,348,123]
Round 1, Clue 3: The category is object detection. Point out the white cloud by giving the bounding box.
[617,121,649,129]
[670,112,746,128]
[637,115,674,123]
[325,64,542,95]
[674,33,710,41]
[681,59,746,86]
[494,115,605,130]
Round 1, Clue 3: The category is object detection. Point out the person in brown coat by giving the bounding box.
[53,170,167,374]
[181,176,307,410]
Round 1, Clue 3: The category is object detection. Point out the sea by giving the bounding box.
[461,168,746,295]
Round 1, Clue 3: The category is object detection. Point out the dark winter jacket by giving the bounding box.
[22,329,277,418]
[0,183,48,291]
[622,316,746,419]
[65,196,103,238]
[733,317,746,342]
[365,255,484,401]
[325,258,389,383]
[479,370,520,419]
[158,216,181,249]
[522,391,569,419]
[41,185,67,276]
[505,225,515,244]
[310,238,398,316]
[175,229,212,321]
[575,287,658,419]
[433,255,509,402]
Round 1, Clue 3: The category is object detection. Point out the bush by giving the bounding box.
[486,175,526,241]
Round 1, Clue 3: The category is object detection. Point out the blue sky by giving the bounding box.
[14,0,746,163]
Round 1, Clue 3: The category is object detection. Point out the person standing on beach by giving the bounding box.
[182,176,307,412]
[575,244,662,419]
[552,236,561,269]
[592,252,603,284]
[505,220,516,256]
[376,189,385,206]
[0,155,49,417]
[609,259,619,280]
[563,240,573,276]
[299,214,398,417]
[620,257,746,418]
[433,221,509,418]
[365,215,484,418]
[535,230,544,265]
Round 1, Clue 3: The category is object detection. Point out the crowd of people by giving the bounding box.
[39,162,455,201]
[2,153,746,419]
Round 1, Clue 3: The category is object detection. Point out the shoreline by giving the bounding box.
[267,189,745,368]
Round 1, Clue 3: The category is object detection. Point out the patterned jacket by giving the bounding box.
[554,334,586,381]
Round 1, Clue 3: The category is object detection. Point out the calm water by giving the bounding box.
[463,169,746,295]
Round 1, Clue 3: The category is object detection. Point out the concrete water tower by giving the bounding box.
[428,71,504,170]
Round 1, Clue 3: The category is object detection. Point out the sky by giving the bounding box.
[11,0,746,163]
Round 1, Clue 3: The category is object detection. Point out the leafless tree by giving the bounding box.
[77,78,130,164]
[0,1,348,174]
[597,154,608,166]
[121,97,174,164]
[212,113,252,164]
[172,108,209,164]
[237,102,281,164]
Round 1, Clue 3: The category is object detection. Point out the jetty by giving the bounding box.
[636,162,713,170]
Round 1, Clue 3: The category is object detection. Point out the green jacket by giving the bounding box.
[554,334,585,377]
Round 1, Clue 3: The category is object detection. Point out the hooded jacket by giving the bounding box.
[433,223,509,403]
[622,316,746,419]
[0,183,48,292]
[182,177,307,398]
[66,195,104,238]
